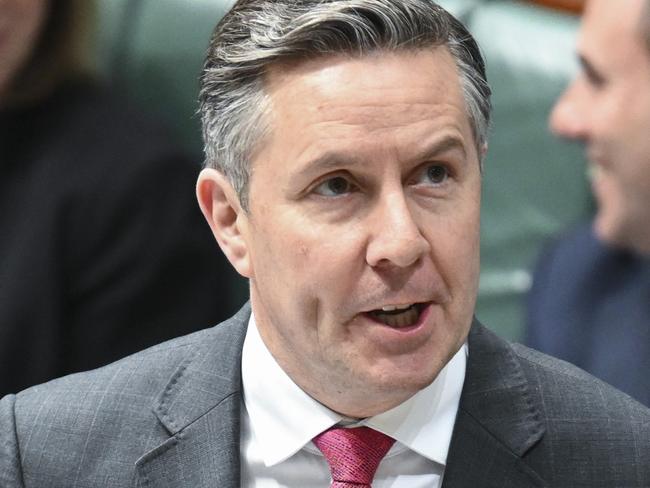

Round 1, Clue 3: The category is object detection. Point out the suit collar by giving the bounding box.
[135,303,251,488]
[135,309,546,487]
[442,320,546,487]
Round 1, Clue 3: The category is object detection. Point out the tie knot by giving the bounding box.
[313,426,395,487]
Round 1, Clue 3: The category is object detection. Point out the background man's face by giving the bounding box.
[550,0,650,253]
[239,49,482,417]
[0,0,48,98]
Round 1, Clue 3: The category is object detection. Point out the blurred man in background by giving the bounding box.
[526,0,650,405]
[0,0,240,396]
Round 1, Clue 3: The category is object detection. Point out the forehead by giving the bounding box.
[580,0,647,54]
[262,48,471,141]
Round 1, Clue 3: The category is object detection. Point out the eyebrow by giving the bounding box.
[411,135,467,163]
[298,135,468,175]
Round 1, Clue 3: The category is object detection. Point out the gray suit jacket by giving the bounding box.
[2,303,650,487]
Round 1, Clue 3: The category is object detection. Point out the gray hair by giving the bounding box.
[199,0,491,209]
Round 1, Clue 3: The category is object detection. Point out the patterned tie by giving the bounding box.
[313,426,396,487]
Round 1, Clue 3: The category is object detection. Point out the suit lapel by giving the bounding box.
[134,310,547,486]
[442,321,546,488]
[135,304,251,488]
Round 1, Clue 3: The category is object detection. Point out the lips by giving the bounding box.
[366,303,428,328]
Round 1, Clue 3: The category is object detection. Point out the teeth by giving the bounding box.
[381,304,413,312]
[371,304,421,328]
[376,307,419,328]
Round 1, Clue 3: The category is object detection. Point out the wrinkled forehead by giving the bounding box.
[248,48,479,191]
[260,47,473,140]
[263,47,462,103]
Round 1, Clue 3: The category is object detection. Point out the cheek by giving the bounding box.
[250,215,337,303]
[433,196,481,289]
[282,211,364,266]
[624,109,650,186]
[447,180,481,242]
[293,229,365,303]
[599,87,642,146]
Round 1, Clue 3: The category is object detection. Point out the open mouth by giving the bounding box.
[366,303,428,328]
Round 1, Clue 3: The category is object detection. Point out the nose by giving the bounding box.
[365,191,430,269]
[549,80,589,141]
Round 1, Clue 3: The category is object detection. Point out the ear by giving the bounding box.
[479,142,488,174]
[480,142,488,159]
[196,168,252,278]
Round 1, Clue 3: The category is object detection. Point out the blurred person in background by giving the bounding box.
[0,0,241,396]
[526,0,650,405]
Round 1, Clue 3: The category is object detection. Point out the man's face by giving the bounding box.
[237,49,481,418]
[550,0,650,254]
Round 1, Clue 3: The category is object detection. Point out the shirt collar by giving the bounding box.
[241,312,467,467]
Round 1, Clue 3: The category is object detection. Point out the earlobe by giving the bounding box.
[479,143,488,174]
[196,168,252,278]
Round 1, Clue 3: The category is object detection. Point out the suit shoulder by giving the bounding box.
[12,326,216,426]
[534,223,638,281]
[15,306,249,405]
[1,309,249,486]
[512,342,650,422]
[536,224,603,272]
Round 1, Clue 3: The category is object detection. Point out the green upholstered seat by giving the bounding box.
[96,0,235,156]
[94,0,132,77]
[96,0,593,340]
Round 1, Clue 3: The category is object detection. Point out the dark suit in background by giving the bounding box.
[1,304,649,487]
[0,79,244,396]
[526,223,650,406]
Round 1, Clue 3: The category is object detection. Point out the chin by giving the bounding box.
[594,216,634,252]
[594,209,619,243]
[370,363,441,396]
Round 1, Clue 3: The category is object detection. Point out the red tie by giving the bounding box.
[313,426,396,487]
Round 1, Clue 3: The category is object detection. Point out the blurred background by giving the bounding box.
[94,0,591,341]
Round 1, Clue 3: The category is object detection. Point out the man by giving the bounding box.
[526,0,650,406]
[1,1,649,487]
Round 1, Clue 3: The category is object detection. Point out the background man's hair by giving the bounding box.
[199,0,492,209]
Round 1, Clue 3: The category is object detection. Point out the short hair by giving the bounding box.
[200,0,492,210]
[5,0,95,108]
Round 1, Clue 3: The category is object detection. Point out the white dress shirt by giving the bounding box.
[240,313,467,487]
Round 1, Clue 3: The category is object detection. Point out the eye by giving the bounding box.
[421,164,449,186]
[312,176,355,197]
[581,59,607,90]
